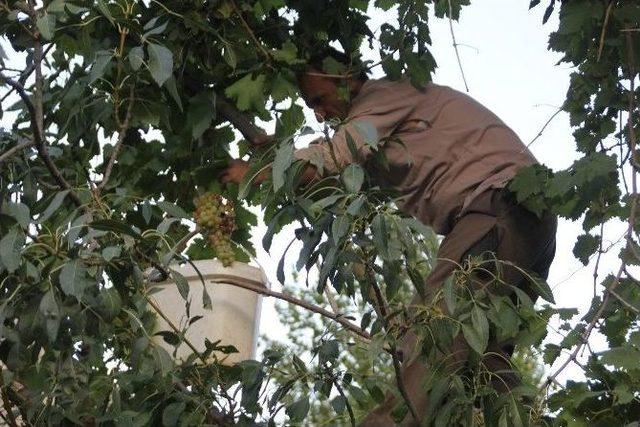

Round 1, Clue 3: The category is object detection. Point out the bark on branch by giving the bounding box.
[215,96,272,146]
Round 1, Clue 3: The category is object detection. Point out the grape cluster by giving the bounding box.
[193,193,236,266]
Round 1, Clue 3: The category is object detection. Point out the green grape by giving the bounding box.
[194,192,237,266]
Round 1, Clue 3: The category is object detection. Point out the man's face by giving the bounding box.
[298,71,350,123]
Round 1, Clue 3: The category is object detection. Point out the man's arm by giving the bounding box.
[219,159,318,186]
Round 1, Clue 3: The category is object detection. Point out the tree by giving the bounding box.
[0,0,639,425]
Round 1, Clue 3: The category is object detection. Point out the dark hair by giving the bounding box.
[302,46,369,81]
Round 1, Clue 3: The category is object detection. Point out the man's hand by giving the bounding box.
[219,159,252,185]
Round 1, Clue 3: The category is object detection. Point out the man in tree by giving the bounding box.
[221,50,557,425]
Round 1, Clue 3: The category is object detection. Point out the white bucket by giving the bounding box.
[149,259,268,365]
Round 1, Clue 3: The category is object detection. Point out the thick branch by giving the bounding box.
[208,276,372,341]
[215,96,272,145]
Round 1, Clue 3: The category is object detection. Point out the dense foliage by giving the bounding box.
[0,0,639,425]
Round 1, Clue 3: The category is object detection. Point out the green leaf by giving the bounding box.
[142,20,168,40]
[98,287,122,320]
[271,40,299,64]
[286,396,310,422]
[331,395,347,414]
[600,346,640,369]
[319,340,340,363]
[151,346,174,375]
[332,215,350,242]
[162,402,186,426]
[342,164,365,193]
[171,270,190,301]
[164,77,183,111]
[128,46,144,71]
[39,289,60,342]
[36,13,56,40]
[223,44,237,69]
[38,190,69,223]
[1,202,30,229]
[272,143,294,192]
[346,195,366,215]
[529,275,556,304]
[157,201,189,219]
[472,305,489,351]
[89,51,112,84]
[0,228,24,273]
[90,219,141,238]
[442,277,456,314]
[202,286,212,310]
[147,43,173,87]
[96,0,115,24]
[543,344,562,365]
[462,306,489,354]
[101,246,121,261]
[508,165,543,202]
[573,233,600,265]
[371,213,389,259]
[187,92,215,139]
[225,74,267,112]
[59,259,95,299]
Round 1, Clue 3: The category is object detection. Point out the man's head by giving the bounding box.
[297,48,368,122]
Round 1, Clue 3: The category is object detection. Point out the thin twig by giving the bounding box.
[367,267,420,424]
[0,140,35,166]
[231,0,271,63]
[593,222,605,297]
[447,0,469,92]
[608,288,640,314]
[0,44,54,105]
[144,294,211,365]
[526,107,563,148]
[208,276,372,341]
[597,1,615,61]
[326,365,356,427]
[98,85,135,191]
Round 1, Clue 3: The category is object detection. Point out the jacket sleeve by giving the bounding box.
[294,83,415,175]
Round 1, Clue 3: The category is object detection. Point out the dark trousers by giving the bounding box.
[361,189,558,426]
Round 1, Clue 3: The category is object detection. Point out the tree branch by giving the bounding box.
[207,275,372,341]
[447,0,469,92]
[0,44,54,105]
[230,0,272,64]
[0,71,82,206]
[526,107,563,148]
[0,140,35,166]
[597,0,615,61]
[367,266,420,424]
[98,85,135,191]
[215,96,272,146]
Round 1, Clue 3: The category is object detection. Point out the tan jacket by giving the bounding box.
[294,78,537,235]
